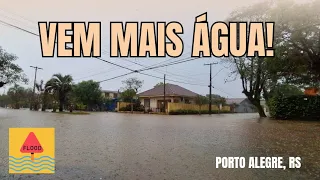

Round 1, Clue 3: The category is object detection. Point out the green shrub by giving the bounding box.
[269,95,320,120]
[119,102,144,112]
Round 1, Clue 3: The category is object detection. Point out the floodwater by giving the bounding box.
[0,108,319,180]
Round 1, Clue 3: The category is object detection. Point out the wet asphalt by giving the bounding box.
[0,108,319,180]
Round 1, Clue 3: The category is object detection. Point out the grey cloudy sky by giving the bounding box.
[0,0,264,97]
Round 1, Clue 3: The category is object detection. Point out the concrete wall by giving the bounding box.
[116,102,131,111]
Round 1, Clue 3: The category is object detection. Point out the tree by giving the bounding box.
[154,82,167,87]
[120,89,136,102]
[45,74,73,112]
[36,80,52,111]
[207,94,226,106]
[224,0,320,117]
[195,95,209,114]
[120,89,136,113]
[226,56,269,117]
[271,0,320,84]
[122,77,143,93]
[7,84,26,109]
[73,80,103,111]
[121,77,143,112]
[0,94,11,107]
[0,46,28,88]
[269,84,303,99]
[224,1,275,117]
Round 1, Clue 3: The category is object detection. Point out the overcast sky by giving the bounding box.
[0,0,266,98]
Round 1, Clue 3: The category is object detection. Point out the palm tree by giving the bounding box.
[36,80,49,111]
[7,84,25,109]
[45,74,73,112]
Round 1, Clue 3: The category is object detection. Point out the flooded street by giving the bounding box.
[0,108,319,179]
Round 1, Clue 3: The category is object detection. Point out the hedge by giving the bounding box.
[119,103,144,112]
[169,109,231,115]
[268,95,320,120]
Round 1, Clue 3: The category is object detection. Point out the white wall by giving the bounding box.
[150,99,157,109]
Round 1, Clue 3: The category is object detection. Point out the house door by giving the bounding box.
[157,100,171,112]
[144,99,150,109]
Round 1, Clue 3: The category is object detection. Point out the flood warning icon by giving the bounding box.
[9,128,55,174]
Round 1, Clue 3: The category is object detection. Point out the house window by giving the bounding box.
[185,99,190,104]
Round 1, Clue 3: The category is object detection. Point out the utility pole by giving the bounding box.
[204,63,217,115]
[30,66,43,110]
[163,74,166,113]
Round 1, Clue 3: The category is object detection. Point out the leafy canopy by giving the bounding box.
[0,46,28,87]
[73,80,103,106]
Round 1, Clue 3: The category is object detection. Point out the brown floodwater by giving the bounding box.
[0,108,319,179]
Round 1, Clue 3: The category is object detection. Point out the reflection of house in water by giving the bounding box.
[226,98,257,113]
[139,83,198,112]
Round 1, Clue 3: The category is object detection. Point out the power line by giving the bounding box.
[138,57,200,72]
[101,50,203,80]
[0,17,234,97]
[0,19,137,72]
[0,11,202,78]
[137,72,207,86]
[73,67,122,81]
[0,19,203,83]
[98,72,135,83]
[115,57,207,83]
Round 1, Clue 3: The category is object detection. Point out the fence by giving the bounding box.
[116,102,231,114]
[116,102,132,111]
[167,102,230,112]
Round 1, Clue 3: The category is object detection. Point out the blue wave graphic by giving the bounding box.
[9,156,54,160]
[9,163,55,168]
[9,159,54,164]
[9,167,54,172]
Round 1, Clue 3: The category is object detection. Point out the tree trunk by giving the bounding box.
[42,94,47,111]
[255,103,267,117]
[59,101,63,112]
[247,97,267,118]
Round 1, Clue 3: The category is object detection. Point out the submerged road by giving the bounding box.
[0,109,319,179]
